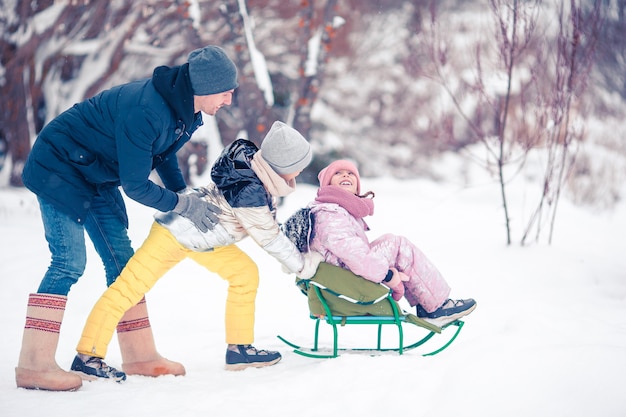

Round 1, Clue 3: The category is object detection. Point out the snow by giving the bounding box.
[1,164,625,417]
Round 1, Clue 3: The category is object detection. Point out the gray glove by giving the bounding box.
[172,192,221,232]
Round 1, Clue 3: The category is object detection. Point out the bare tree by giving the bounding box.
[0,1,201,186]
[217,0,281,145]
[521,0,601,245]
[292,0,344,139]
[594,0,626,99]
[426,0,540,245]
[425,0,601,245]
[213,0,345,150]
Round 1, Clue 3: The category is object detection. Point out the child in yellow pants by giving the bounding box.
[72,121,322,380]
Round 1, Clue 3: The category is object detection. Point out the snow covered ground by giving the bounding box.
[1,165,625,417]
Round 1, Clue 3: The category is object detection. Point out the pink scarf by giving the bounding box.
[314,185,374,219]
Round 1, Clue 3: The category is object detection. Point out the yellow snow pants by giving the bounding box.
[76,222,259,358]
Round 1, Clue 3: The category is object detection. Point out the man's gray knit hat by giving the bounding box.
[261,121,313,175]
[188,46,238,95]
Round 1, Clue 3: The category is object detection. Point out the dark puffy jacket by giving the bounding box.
[22,64,203,227]
[210,138,272,209]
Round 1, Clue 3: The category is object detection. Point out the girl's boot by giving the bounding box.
[15,293,83,391]
[117,297,185,377]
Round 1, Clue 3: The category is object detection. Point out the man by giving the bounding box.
[16,45,237,391]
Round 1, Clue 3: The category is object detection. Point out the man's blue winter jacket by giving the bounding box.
[22,63,204,227]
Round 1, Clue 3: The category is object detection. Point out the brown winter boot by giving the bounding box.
[117,297,185,377]
[15,293,83,391]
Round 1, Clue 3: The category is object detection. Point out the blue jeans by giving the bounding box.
[36,195,134,295]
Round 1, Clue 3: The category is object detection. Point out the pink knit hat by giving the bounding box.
[317,159,361,194]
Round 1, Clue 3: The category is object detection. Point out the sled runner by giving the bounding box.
[277,262,465,358]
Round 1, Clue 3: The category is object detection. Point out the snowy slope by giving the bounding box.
[1,168,625,417]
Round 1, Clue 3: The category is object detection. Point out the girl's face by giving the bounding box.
[329,169,358,194]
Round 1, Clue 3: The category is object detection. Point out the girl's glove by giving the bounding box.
[384,267,410,301]
[172,192,221,233]
[281,251,324,279]
[296,251,325,279]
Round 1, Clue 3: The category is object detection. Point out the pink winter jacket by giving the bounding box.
[308,202,389,283]
[307,201,451,311]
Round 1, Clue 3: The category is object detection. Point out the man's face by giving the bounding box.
[194,90,234,115]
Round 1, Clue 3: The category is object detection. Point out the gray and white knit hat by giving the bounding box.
[261,121,313,175]
[187,46,238,95]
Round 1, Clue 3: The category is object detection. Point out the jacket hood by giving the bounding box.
[152,64,196,128]
[211,139,269,208]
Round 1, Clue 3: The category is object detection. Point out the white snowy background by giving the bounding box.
[1,2,625,416]
[1,151,625,416]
